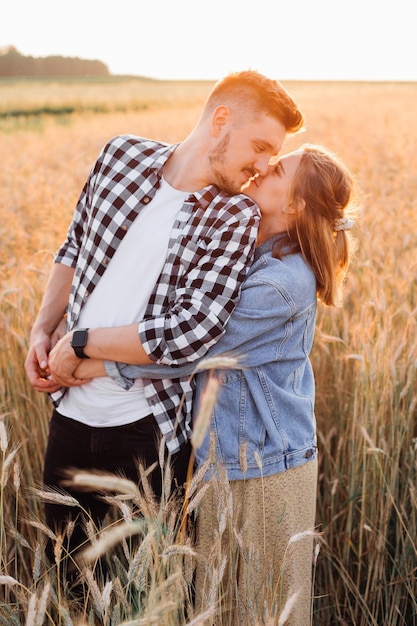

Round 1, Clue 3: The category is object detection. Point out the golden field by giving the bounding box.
[0,77,416,625]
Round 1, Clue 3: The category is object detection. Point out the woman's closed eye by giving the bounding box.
[274,162,283,176]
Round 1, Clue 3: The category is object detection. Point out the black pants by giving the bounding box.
[43,409,191,567]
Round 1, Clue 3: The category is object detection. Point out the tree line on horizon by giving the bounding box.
[0,46,110,77]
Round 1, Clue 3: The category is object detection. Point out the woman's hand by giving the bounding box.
[25,317,68,394]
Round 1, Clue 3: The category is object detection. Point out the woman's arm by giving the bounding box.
[74,359,107,379]
[73,353,241,389]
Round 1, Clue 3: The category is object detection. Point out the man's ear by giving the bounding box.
[211,105,231,137]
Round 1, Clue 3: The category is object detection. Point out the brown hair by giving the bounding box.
[274,144,359,306]
[203,70,304,134]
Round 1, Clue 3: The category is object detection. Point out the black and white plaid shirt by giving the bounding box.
[51,134,260,452]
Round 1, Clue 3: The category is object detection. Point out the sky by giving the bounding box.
[1,0,416,82]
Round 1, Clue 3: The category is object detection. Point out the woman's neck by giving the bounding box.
[257,217,287,245]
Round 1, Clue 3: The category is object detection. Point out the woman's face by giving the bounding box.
[244,151,303,216]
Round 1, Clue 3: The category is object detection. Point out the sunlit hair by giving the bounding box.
[202,69,304,134]
[274,144,359,306]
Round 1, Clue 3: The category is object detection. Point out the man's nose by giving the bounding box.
[254,154,271,177]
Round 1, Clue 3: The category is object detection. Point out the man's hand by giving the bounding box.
[24,263,76,393]
[48,331,89,387]
[25,329,62,394]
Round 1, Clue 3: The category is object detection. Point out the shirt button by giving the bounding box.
[102,258,108,265]
[305,449,313,459]
[143,197,150,204]
[121,224,128,231]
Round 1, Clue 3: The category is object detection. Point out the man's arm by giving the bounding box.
[26,140,103,392]
[25,263,74,392]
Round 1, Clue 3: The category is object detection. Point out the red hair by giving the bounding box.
[203,70,304,134]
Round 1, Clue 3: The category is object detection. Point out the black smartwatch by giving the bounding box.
[71,328,90,359]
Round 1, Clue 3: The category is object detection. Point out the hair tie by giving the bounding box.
[334,216,355,232]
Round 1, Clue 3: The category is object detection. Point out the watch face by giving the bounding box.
[71,329,89,359]
[72,329,88,348]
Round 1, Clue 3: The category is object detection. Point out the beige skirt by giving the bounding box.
[194,458,318,626]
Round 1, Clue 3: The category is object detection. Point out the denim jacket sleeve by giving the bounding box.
[104,359,197,390]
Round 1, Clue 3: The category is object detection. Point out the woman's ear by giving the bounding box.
[292,198,306,214]
[211,105,231,137]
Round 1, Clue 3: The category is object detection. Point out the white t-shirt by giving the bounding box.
[58,178,188,427]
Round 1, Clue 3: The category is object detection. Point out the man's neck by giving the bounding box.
[163,139,210,192]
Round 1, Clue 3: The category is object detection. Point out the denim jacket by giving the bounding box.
[105,235,318,480]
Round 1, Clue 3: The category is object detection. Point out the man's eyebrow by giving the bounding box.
[256,138,278,152]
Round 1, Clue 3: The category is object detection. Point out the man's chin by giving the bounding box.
[218,179,242,196]
[212,169,245,195]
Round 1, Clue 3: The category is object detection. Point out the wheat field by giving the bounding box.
[0,78,416,625]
